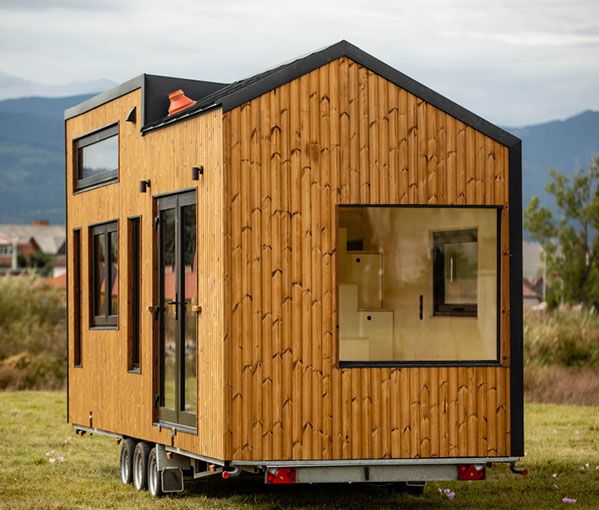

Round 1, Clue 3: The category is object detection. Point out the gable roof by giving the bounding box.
[142,40,520,148]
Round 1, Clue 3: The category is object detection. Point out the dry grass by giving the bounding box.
[524,308,599,405]
[524,308,599,368]
[525,365,599,406]
[0,274,66,390]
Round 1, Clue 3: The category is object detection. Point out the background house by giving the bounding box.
[0,220,65,276]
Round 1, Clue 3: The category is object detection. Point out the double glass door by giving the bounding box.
[156,191,197,428]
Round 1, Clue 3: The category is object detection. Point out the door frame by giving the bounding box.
[154,189,197,430]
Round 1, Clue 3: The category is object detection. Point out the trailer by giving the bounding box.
[64,40,524,496]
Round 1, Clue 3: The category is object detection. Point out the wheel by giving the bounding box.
[119,438,136,484]
[132,442,151,491]
[147,447,163,497]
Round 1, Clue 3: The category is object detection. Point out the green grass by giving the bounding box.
[0,392,598,509]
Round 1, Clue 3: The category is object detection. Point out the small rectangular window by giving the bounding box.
[73,229,82,367]
[432,228,478,317]
[90,221,118,328]
[75,124,118,191]
[128,217,141,371]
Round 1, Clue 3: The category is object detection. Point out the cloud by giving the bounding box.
[0,0,597,125]
[0,0,125,11]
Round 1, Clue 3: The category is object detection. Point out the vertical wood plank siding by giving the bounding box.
[66,91,227,459]
[223,57,511,461]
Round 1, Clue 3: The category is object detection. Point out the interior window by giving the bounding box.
[90,221,118,327]
[337,206,498,364]
[75,124,118,191]
[432,228,478,317]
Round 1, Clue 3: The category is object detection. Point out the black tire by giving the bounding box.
[119,438,136,484]
[147,447,163,497]
[132,442,151,491]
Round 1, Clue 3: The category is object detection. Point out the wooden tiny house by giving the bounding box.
[65,41,523,492]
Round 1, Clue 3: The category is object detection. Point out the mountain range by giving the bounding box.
[0,71,115,101]
[0,82,597,225]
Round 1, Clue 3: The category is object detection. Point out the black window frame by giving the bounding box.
[128,216,142,372]
[74,123,119,191]
[89,220,119,328]
[432,228,478,317]
[73,228,82,367]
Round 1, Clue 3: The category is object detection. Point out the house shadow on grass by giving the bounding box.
[182,476,439,509]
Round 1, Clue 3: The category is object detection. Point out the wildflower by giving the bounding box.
[45,450,55,457]
[562,497,576,504]
[58,455,65,462]
[439,488,456,500]
[49,458,56,464]
[552,473,558,478]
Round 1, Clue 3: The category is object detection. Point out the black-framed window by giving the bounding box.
[337,205,499,365]
[90,221,119,328]
[75,124,118,191]
[73,229,82,367]
[432,228,478,317]
[128,217,141,371]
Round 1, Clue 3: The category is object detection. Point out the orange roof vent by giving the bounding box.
[167,89,197,116]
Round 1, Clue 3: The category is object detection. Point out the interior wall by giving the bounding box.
[338,207,497,362]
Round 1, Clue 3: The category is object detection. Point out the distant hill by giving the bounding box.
[504,110,599,215]
[0,71,115,101]
[0,94,93,224]
[0,90,597,225]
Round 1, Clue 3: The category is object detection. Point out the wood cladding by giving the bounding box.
[222,57,511,460]
[66,90,226,460]
[67,55,512,465]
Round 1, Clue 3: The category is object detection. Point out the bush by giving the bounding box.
[0,274,66,390]
[524,307,599,368]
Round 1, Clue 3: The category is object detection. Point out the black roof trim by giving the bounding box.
[64,75,144,120]
[142,40,519,147]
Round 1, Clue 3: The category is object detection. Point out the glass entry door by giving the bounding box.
[156,190,197,428]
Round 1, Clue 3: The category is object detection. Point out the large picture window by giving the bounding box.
[75,124,118,191]
[337,206,498,364]
[90,221,119,328]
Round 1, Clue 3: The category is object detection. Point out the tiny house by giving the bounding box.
[65,41,524,495]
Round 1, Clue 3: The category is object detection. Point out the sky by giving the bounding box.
[0,0,597,126]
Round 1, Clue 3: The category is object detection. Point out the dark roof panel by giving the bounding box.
[141,40,519,147]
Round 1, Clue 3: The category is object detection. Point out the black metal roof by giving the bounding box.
[141,40,519,147]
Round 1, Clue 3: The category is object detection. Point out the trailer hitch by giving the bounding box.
[510,462,528,476]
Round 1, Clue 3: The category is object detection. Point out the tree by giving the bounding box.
[524,155,599,308]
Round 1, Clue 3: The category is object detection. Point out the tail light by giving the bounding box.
[458,464,486,480]
[266,467,296,484]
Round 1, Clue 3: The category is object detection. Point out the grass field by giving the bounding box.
[0,392,598,509]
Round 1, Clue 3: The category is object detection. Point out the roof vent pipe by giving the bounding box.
[167,89,197,116]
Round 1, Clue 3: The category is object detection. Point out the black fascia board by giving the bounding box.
[220,40,521,148]
[508,140,524,457]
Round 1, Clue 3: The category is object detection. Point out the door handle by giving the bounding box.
[167,293,178,320]
[419,295,423,320]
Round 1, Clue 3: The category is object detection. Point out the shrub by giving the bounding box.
[0,274,66,390]
[524,307,599,368]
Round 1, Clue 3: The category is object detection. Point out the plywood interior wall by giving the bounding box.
[222,56,511,461]
[66,90,226,459]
